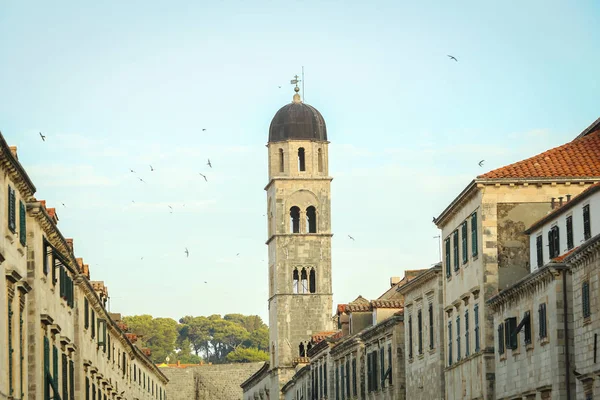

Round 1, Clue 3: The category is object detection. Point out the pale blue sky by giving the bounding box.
[1,1,599,323]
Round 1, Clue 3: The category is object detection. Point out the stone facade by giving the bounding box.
[397,265,445,400]
[0,133,167,399]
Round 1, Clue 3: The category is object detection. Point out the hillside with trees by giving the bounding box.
[122,313,269,364]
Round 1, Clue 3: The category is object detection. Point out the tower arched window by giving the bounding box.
[290,206,300,233]
[307,342,313,351]
[301,268,308,293]
[309,269,316,293]
[318,148,323,172]
[299,342,305,357]
[293,269,299,294]
[279,148,284,172]
[306,206,317,233]
[298,148,306,171]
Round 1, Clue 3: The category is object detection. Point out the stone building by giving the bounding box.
[433,119,600,399]
[243,84,334,399]
[396,264,445,400]
[0,132,167,399]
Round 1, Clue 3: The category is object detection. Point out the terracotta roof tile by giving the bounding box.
[371,300,403,309]
[478,129,600,179]
[552,246,579,262]
[345,303,371,312]
[311,331,341,343]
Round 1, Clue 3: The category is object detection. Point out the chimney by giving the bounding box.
[65,238,74,253]
[558,196,564,207]
[390,277,401,287]
[9,146,17,160]
[566,194,572,202]
[551,197,555,209]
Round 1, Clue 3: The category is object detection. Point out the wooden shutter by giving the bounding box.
[44,337,50,400]
[536,235,543,268]
[498,324,504,354]
[566,216,574,250]
[456,316,461,360]
[471,212,478,256]
[69,359,74,400]
[445,238,451,277]
[417,309,423,354]
[379,349,385,388]
[453,231,459,271]
[345,359,350,395]
[465,310,469,356]
[461,222,468,263]
[408,315,413,358]
[372,352,378,391]
[352,358,357,395]
[505,317,517,349]
[448,321,453,365]
[62,353,68,400]
[474,304,480,351]
[429,303,434,350]
[8,186,16,232]
[583,205,591,240]
[84,298,89,329]
[583,281,591,318]
[85,377,90,400]
[19,200,26,245]
[53,346,59,389]
[538,303,547,338]
[387,344,392,385]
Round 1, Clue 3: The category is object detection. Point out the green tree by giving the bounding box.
[226,347,269,363]
[123,315,178,363]
[245,326,269,351]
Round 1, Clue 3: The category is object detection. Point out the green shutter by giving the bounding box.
[19,200,26,245]
[8,186,16,232]
[471,212,478,256]
[84,298,89,329]
[59,266,65,299]
[53,345,59,388]
[69,360,74,400]
[8,296,14,395]
[44,337,50,400]
[62,353,68,400]
[461,222,468,264]
[445,238,451,277]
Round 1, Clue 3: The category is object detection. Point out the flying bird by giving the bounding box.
[348,235,355,241]
[39,132,46,141]
[199,173,207,182]
[150,165,154,171]
[207,159,212,168]
[185,248,189,258]
[447,55,458,62]
[278,86,282,88]
[478,160,485,167]
[138,178,146,183]
[168,205,173,210]
[130,169,135,173]
[202,128,207,131]
[236,253,240,256]
[140,257,144,260]
[204,281,208,284]
[61,203,66,207]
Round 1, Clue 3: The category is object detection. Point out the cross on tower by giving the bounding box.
[290,75,301,88]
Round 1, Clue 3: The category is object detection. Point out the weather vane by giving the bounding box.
[290,74,301,92]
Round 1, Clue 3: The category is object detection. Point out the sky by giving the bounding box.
[1,1,599,324]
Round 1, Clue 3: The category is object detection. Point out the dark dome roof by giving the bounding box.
[268,100,327,143]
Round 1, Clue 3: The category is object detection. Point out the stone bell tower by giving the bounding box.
[265,83,334,393]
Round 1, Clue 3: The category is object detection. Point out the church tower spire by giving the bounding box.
[265,83,333,395]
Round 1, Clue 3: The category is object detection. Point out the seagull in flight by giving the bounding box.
[130,169,135,173]
[348,235,355,241]
[202,128,207,131]
[207,159,212,168]
[61,203,66,207]
[138,178,146,183]
[478,160,485,167]
[199,173,207,182]
[150,165,154,171]
[447,55,458,62]
[185,248,189,258]
[278,86,282,88]
[236,253,240,256]
[39,132,46,141]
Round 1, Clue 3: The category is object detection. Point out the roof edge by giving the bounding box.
[573,117,600,140]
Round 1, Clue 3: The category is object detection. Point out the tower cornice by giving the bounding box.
[264,176,333,191]
[265,233,333,245]
[268,293,334,302]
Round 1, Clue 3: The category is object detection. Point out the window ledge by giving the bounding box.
[428,348,436,355]
[584,317,592,326]
[511,349,521,356]
[540,337,549,346]
[417,353,424,360]
[408,357,414,363]
[499,354,507,362]
[5,233,15,244]
[472,254,479,261]
[526,343,534,351]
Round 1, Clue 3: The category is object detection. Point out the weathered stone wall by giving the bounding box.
[162,362,265,400]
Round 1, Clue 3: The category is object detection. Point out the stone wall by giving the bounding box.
[161,362,265,400]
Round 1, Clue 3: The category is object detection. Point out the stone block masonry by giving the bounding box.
[160,362,265,400]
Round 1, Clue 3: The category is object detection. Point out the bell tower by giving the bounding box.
[266,83,334,392]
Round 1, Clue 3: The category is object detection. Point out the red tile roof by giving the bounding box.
[478,129,600,179]
[371,300,403,309]
[552,247,579,262]
[311,331,341,343]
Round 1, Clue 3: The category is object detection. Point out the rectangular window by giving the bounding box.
[345,359,350,396]
[465,310,470,357]
[379,349,385,389]
[539,303,547,339]
[84,298,89,329]
[91,310,96,339]
[372,352,378,391]
[445,238,451,278]
[62,353,68,400]
[504,317,518,350]
[536,235,544,268]
[583,281,591,318]
[53,345,59,390]
[8,185,16,232]
[523,311,532,345]
[548,226,560,259]
[471,212,478,257]
[69,359,74,400]
[340,363,344,400]
[335,364,339,400]
[19,200,26,246]
[92,384,96,400]
[448,321,453,366]
[85,377,90,400]
[323,361,327,395]
[43,240,49,275]
[456,316,461,361]
[453,230,459,271]
[417,309,423,354]
[583,205,591,240]
[387,344,392,386]
[44,336,50,400]
[408,315,413,359]
[428,303,434,350]
[498,324,505,354]
[566,215,574,250]
[474,304,480,352]
[351,357,357,396]
[461,221,468,263]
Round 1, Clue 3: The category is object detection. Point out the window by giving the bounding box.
[309,269,316,294]
[548,226,560,259]
[498,324,505,354]
[583,204,591,240]
[387,344,392,385]
[471,212,478,257]
[428,303,434,350]
[566,215,574,250]
[306,206,317,233]
[453,231,459,271]
[279,149,284,172]
[85,377,90,400]
[445,238,451,278]
[69,359,74,400]
[583,281,591,318]
[345,358,350,398]
[318,148,323,172]
[293,269,299,294]
[298,148,306,171]
[299,342,305,357]
[408,315,413,359]
[461,222,468,264]
[379,349,385,389]
[539,303,547,339]
[91,310,96,339]
[19,200,26,246]
[456,316,461,361]
[8,185,16,233]
[340,362,345,400]
[84,298,89,329]
[515,311,532,345]
[474,304,480,351]
[504,317,517,350]
[465,310,469,357]
[417,310,423,354]
[536,235,543,268]
[335,364,339,399]
[300,268,308,293]
[290,206,300,233]
[448,321,453,365]
[351,357,357,395]
[323,361,327,395]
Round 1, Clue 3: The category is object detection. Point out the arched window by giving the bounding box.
[301,268,308,293]
[307,342,313,351]
[299,342,305,357]
[318,148,323,172]
[298,148,306,171]
[290,206,300,233]
[306,206,317,233]
[279,148,284,172]
[292,269,299,294]
[309,269,316,293]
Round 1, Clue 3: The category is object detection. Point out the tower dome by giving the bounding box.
[268,89,327,143]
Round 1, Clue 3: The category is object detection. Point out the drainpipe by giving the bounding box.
[563,267,571,399]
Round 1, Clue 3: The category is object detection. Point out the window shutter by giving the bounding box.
[69,359,74,400]
[92,384,96,400]
[583,205,591,240]
[335,364,339,400]
[553,227,560,258]
[352,357,357,395]
[8,186,16,232]
[461,222,468,263]
[448,321,453,365]
[538,303,547,338]
[408,315,413,358]
[453,231,459,271]
[429,303,434,350]
[62,353,68,400]
[379,349,385,388]
[44,337,50,400]
[547,230,554,259]
[474,304,480,351]
[505,317,517,349]
[345,359,350,395]
[53,345,59,388]
[536,235,543,268]
[84,298,89,329]
[583,281,591,318]
[445,239,451,277]
[471,212,478,256]
[498,324,504,354]
[372,351,378,391]
[566,216,574,250]
[465,310,469,356]
[19,200,26,245]
[417,309,423,354]
[387,344,392,385]
[523,311,532,344]
[456,316,461,361]
[59,267,65,299]
[85,377,90,400]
